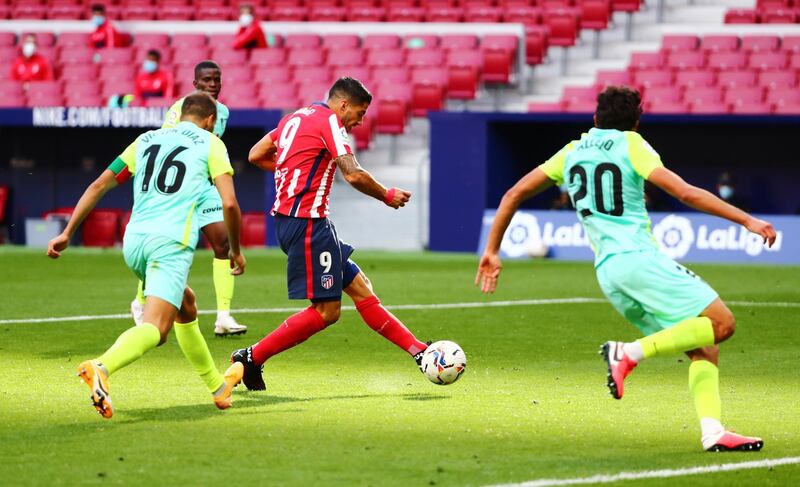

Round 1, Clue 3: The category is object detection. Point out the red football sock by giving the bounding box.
[251,306,327,365]
[356,296,427,355]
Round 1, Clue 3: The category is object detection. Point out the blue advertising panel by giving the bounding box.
[478,210,799,265]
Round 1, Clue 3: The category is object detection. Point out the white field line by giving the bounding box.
[0,298,798,326]
[484,456,800,487]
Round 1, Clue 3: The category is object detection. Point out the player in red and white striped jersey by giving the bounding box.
[230,78,430,390]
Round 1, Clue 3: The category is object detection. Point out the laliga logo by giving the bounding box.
[653,214,695,259]
[501,213,547,258]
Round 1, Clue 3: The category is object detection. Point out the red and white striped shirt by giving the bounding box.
[268,103,353,219]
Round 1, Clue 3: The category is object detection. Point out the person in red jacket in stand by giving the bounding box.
[134,50,174,102]
[10,34,53,82]
[88,4,129,48]
[232,5,267,50]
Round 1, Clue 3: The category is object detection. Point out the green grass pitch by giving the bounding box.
[1,247,798,486]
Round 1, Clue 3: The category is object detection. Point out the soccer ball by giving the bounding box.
[420,340,467,385]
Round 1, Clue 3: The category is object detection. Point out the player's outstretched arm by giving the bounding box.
[648,167,776,247]
[248,133,277,172]
[335,154,410,209]
[476,167,555,293]
[47,170,118,259]
[214,173,246,275]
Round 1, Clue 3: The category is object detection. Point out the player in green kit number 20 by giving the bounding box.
[47,93,246,419]
[477,87,777,452]
[129,60,248,337]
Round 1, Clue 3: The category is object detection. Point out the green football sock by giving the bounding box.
[96,323,161,375]
[689,360,721,421]
[212,258,234,312]
[135,280,146,305]
[174,319,224,393]
[639,317,715,359]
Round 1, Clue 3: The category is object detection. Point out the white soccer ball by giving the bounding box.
[420,340,467,385]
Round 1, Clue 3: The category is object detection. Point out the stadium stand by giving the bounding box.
[532,33,800,115]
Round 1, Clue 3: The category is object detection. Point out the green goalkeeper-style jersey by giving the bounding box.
[109,121,233,249]
[539,128,664,267]
[163,95,229,138]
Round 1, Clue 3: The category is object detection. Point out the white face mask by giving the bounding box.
[22,42,36,58]
[239,13,253,26]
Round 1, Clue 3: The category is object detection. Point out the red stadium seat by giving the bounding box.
[580,0,610,30]
[171,34,207,49]
[688,101,729,114]
[791,52,800,70]
[196,5,235,20]
[667,51,706,70]
[707,52,747,71]
[96,48,134,65]
[661,35,699,53]
[402,34,440,49]
[633,69,672,89]
[347,6,387,21]
[71,82,102,97]
[121,5,157,20]
[261,92,301,110]
[134,46,173,64]
[250,48,287,66]
[716,70,756,89]
[562,86,597,105]
[441,35,479,51]
[674,70,715,89]
[425,6,463,21]
[294,66,332,84]
[323,35,361,50]
[628,52,663,71]
[158,5,194,19]
[773,102,800,114]
[0,82,24,98]
[643,86,681,104]
[407,49,444,68]
[700,35,740,53]
[730,102,772,114]
[741,35,780,53]
[482,48,514,84]
[543,8,580,47]
[224,65,254,83]
[309,6,347,21]
[465,6,503,22]
[58,47,95,64]
[683,86,723,105]
[82,210,119,247]
[594,70,632,90]
[563,100,596,113]
[760,8,796,23]
[223,93,261,109]
[447,65,480,100]
[48,5,83,19]
[0,33,14,47]
[0,47,17,64]
[644,101,688,114]
[13,4,47,19]
[254,65,292,84]
[26,81,61,97]
[362,34,401,50]
[331,66,371,83]
[723,8,758,24]
[210,49,248,66]
[288,48,325,67]
[481,35,518,53]
[524,26,548,65]
[503,6,542,25]
[257,82,297,100]
[65,92,103,106]
[724,86,764,107]
[133,33,170,49]
[0,93,26,107]
[766,87,800,108]
[59,64,99,82]
[527,101,564,112]
[327,48,364,67]
[100,81,135,98]
[374,98,407,134]
[758,70,796,89]
[366,49,405,68]
[284,34,322,49]
[270,6,309,20]
[26,92,64,107]
[297,81,332,104]
[144,97,172,107]
[241,213,266,247]
[372,66,410,82]
[58,33,92,49]
[375,83,411,103]
[781,36,800,53]
[610,0,640,12]
[748,52,788,70]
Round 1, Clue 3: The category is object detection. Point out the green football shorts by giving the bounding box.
[123,233,195,309]
[596,250,719,336]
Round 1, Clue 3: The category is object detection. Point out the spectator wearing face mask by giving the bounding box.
[134,50,174,101]
[88,4,129,48]
[233,5,267,50]
[716,171,750,212]
[10,34,53,82]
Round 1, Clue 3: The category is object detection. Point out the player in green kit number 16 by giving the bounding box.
[129,60,248,337]
[476,86,777,452]
[47,93,246,419]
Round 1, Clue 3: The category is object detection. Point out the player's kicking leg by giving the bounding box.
[602,297,762,451]
[342,264,429,370]
[202,220,248,337]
